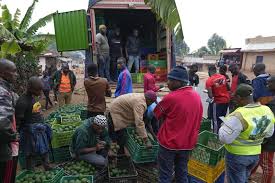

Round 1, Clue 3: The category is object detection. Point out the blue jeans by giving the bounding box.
[127,55,139,73]
[226,151,259,183]
[158,146,190,183]
[98,55,111,81]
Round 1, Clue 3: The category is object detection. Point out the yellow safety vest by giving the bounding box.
[225,104,275,155]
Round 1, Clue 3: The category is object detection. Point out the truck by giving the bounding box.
[54,0,177,79]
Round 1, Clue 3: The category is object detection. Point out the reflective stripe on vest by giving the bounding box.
[225,105,275,155]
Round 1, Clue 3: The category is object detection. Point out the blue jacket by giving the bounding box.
[115,68,133,97]
[252,74,273,103]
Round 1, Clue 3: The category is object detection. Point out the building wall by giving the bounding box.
[242,51,275,74]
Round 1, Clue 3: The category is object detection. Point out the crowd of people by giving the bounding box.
[1,52,275,183]
[96,24,142,82]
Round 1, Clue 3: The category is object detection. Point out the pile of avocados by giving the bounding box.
[62,177,91,183]
[16,170,59,183]
[63,160,97,176]
[52,125,77,133]
[109,168,128,178]
[128,129,145,146]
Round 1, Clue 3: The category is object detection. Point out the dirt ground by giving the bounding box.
[39,71,275,183]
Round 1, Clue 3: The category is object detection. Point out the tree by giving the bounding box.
[144,0,183,40]
[207,33,226,55]
[0,0,54,58]
[0,0,54,94]
[194,46,210,58]
[175,40,190,56]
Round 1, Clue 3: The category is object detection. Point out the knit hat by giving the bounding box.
[145,90,157,102]
[99,24,106,30]
[94,115,107,127]
[235,84,253,98]
[168,66,189,82]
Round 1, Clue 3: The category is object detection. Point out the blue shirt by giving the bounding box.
[115,68,133,97]
[146,97,161,120]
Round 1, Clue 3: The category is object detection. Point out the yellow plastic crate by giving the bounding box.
[188,158,225,183]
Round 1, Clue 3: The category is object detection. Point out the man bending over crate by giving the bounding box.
[219,84,275,183]
[108,91,157,154]
[70,115,112,167]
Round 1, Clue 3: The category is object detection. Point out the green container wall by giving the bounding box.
[53,10,89,52]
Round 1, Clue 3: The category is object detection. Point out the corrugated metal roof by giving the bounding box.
[220,48,241,53]
[241,43,275,52]
[53,10,89,52]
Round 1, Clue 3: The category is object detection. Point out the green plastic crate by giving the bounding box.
[60,175,93,183]
[131,73,144,84]
[191,131,225,166]
[147,60,167,68]
[51,123,81,148]
[16,168,63,183]
[200,118,211,132]
[61,115,81,124]
[18,151,53,169]
[126,128,158,163]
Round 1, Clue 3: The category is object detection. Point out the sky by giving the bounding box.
[2,0,275,52]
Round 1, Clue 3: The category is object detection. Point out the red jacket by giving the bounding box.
[154,86,203,150]
[144,73,159,92]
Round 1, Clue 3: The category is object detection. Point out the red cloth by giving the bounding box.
[231,75,238,94]
[252,151,274,183]
[144,73,160,92]
[154,86,203,150]
[205,73,230,104]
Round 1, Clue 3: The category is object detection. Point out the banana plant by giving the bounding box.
[0,0,55,58]
[144,0,183,40]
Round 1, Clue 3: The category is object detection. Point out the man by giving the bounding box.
[188,64,199,87]
[252,63,273,105]
[108,91,157,154]
[115,57,133,97]
[144,97,161,140]
[70,115,111,167]
[96,25,111,81]
[251,76,275,183]
[84,63,112,118]
[42,70,53,110]
[206,65,230,133]
[16,77,52,170]
[144,65,163,92]
[219,84,275,183]
[126,29,141,73]
[154,66,203,183]
[229,64,250,95]
[109,27,123,81]
[53,63,76,106]
[0,59,18,182]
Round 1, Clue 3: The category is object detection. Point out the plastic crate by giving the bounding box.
[131,73,144,84]
[16,168,64,183]
[191,131,225,166]
[200,118,211,132]
[52,146,71,163]
[60,175,93,183]
[18,151,53,169]
[188,172,225,183]
[59,160,98,176]
[51,123,81,148]
[108,156,138,183]
[61,115,81,124]
[135,163,158,183]
[94,168,108,183]
[126,128,159,163]
[188,158,225,183]
[147,60,167,68]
